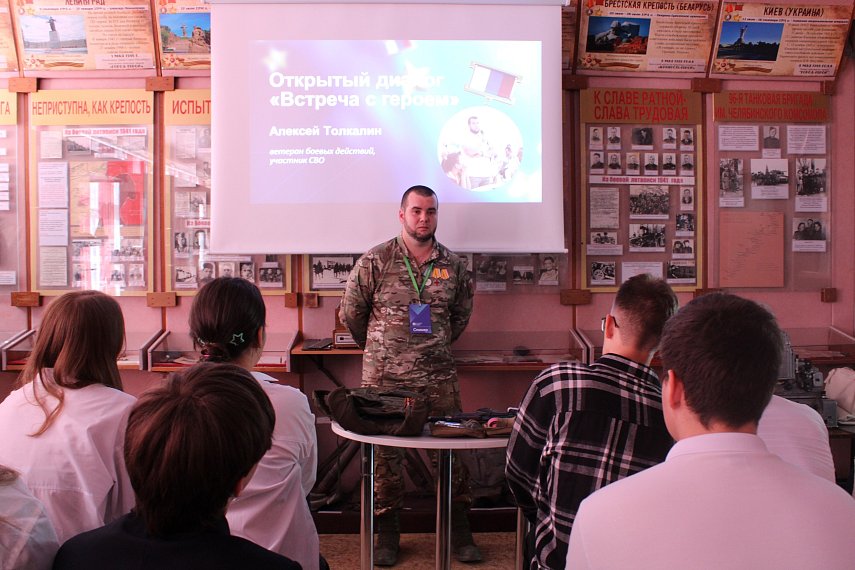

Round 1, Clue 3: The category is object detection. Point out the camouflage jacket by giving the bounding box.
[340,235,474,388]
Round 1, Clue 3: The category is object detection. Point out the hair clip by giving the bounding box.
[229,333,245,346]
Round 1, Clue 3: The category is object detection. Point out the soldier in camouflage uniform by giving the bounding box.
[340,185,479,565]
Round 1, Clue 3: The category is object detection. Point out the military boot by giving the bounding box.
[374,511,400,566]
[451,502,483,563]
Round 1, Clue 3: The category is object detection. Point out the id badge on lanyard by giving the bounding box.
[404,257,433,335]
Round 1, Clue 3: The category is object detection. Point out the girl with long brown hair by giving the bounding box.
[0,291,135,543]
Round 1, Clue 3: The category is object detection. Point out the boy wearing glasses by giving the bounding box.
[506,274,677,570]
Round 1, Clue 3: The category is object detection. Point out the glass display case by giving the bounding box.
[575,328,603,364]
[163,90,290,293]
[0,329,29,370]
[1,328,161,371]
[452,330,587,370]
[0,90,21,291]
[28,89,154,295]
[786,327,855,367]
[1,329,33,371]
[148,330,297,373]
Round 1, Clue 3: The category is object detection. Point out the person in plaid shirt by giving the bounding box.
[506,274,678,569]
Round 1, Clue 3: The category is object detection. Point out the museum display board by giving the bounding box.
[28,89,154,295]
[712,90,831,290]
[0,5,17,75]
[164,89,290,293]
[579,87,703,290]
[12,0,156,75]
[0,90,20,290]
[154,0,211,73]
[576,0,719,76]
[710,1,852,78]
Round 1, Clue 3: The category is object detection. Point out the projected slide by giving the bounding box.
[251,40,542,204]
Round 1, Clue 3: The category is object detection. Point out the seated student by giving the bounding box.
[190,278,321,570]
[53,363,301,570]
[567,293,855,569]
[507,275,677,569]
[758,394,835,482]
[0,291,135,543]
[0,465,58,569]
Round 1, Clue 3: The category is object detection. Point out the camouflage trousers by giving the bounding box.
[367,377,472,515]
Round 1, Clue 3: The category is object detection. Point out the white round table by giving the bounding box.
[330,421,510,570]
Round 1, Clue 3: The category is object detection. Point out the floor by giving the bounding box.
[320,532,517,569]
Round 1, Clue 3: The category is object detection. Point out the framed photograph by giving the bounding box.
[475,255,509,292]
[218,261,235,279]
[629,185,669,219]
[606,126,621,148]
[537,254,560,286]
[307,254,358,293]
[258,261,284,288]
[239,261,256,283]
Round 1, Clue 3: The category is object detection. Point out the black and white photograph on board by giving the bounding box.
[607,152,622,173]
[310,255,356,290]
[631,127,654,148]
[792,217,827,253]
[672,239,694,258]
[590,151,605,172]
[680,187,694,210]
[719,158,744,207]
[607,126,621,148]
[680,153,694,175]
[218,261,235,279]
[239,262,255,283]
[128,263,145,287]
[590,261,616,285]
[676,213,696,235]
[629,223,666,252]
[589,126,603,149]
[629,185,670,219]
[537,254,560,286]
[662,126,677,148]
[587,232,622,256]
[795,157,828,213]
[512,264,535,285]
[644,153,659,174]
[751,158,789,200]
[626,152,640,175]
[175,265,198,288]
[680,127,694,148]
[667,260,696,283]
[476,255,509,291]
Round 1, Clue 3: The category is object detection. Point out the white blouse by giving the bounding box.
[227,371,319,570]
[0,379,136,543]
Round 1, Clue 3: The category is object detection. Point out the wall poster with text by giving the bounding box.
[711,2,852,78]
[29,89,154,295]
[13,0,156,73]
[576,0,718,75]
[580,88,703,290]
[155,0,210,72]
[712,91,831,290]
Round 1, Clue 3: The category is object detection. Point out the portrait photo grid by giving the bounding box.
[585,123,699,288]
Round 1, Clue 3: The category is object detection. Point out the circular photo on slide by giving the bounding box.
[437,106,523,192]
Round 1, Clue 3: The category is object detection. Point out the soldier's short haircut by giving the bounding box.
[125,362,274,537]
[613,274,678,354]
[400,185,437,209]
[659,293,782,428]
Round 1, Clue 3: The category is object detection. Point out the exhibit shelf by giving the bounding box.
[148,330,297,373]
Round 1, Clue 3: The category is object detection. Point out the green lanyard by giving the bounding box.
[403,257,434,304]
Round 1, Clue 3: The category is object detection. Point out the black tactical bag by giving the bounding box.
[315,387,430,436]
